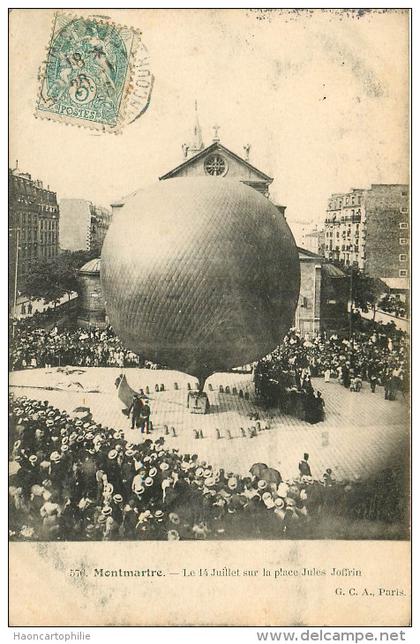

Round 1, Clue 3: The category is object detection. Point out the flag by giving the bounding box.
[117,373,137,410]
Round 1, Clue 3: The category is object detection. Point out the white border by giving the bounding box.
[2,3,416,643]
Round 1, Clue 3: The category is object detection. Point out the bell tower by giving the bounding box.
[182,101,205,159]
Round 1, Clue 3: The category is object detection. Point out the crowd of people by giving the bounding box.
[11,321,409,432]
[10,325,159,371]
[255,325,409,411]
[11,322,409,403]
[7,304,410,542]
[9,394,406,542]
[254,359,325,423]
[377,294,408,319]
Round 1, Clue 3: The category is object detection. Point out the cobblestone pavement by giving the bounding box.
[10,367,409,481]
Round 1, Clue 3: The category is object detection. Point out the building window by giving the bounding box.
[399,222,408,229]
[399,270,408,277]
[399,238,408,245]
[400,207,408,213]
[399,254,407,262]
[204,154,228,176]
[402,190,408,196]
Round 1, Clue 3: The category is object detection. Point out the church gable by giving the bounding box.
[159,143,273,189]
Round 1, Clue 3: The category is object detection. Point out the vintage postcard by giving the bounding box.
[8,8,410,627]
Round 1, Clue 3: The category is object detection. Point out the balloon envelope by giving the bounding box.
[101,178,300,383]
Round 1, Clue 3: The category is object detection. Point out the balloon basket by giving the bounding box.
[187,390,210,414]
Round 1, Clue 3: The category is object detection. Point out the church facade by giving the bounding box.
[160,141,275,199]
[158,110,286,217]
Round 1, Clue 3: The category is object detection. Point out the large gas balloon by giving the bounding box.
[101,178,300,387]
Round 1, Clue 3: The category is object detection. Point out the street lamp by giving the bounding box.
[9,227,20,337]
[348,243,354,340]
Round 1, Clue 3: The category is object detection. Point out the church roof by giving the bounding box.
[159,142,274,183]
[297,246,324,260]
[297,248,347,277]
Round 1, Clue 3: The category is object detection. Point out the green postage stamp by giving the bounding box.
[36,13,153,132]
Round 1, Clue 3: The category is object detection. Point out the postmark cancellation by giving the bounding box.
[35,12,153,133]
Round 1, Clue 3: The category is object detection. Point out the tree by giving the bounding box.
[22,249,96,304]
[23,258,64,304]
[330,260,385,313]
[350,267,384,313]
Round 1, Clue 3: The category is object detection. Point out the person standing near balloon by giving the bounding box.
[299,453,312,479]
[127,393,143,430]
[139,399,151,434]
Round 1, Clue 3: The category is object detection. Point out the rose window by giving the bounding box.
[204,154,227,176]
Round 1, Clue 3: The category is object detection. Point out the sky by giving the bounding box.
[9,8,409,237]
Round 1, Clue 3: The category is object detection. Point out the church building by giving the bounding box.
[158,104,286,222]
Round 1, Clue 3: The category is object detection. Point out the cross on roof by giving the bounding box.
[212,124,221,141]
